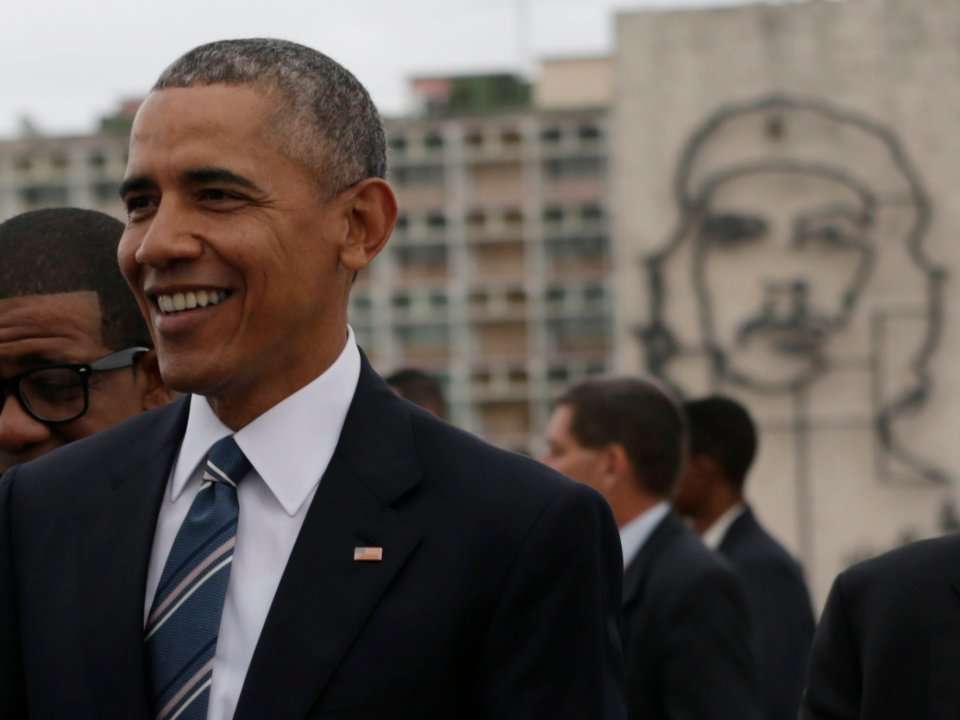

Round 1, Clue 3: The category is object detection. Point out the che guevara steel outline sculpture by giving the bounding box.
[637,94,950,559]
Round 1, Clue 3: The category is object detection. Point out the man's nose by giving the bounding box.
[133,201,205,269]
[0,393,53,455]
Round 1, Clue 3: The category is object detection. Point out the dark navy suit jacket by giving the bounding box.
[719,507,815,720]
[0,358,627,719]
[621,510,762,720]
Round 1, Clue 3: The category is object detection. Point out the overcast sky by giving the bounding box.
[0,0,754,138]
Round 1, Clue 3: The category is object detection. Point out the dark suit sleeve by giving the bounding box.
[475,482,627,719]
[661,566,762,720]
[801,572,862,719]
[0,469,26,717]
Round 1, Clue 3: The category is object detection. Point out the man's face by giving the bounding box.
[118,85,353,426]
[542,404,607,494]
[0,292,148,465]
[693,171,873,389]
[671,455,710,517]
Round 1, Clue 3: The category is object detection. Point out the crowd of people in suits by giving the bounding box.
[0,36,954,720]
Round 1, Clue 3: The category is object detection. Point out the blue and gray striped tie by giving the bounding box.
[145,436,250,720]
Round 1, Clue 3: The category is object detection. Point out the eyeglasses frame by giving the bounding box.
[0,346,151,425]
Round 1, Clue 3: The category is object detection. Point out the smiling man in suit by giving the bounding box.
[542,378,760,720]
[0,39,626,719]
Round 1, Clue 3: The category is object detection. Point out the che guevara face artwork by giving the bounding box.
[640,94,947,483]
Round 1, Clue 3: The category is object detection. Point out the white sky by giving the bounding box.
[1,0,751,138]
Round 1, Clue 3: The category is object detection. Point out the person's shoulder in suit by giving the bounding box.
[722,509,813,607]
[648,512,744,605]
[401,396,620,550]
[3,397,188,510]
[388,396,627,718]
[802,533,960,719]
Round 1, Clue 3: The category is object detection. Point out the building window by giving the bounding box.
[392,292,412,309]
[543,205,564,223]
[464,130,484,147]
[388,135,408,152]
[20,184,69,206]
[14,156,32,172]
[581,203,605,222]
[503,207,524,225]
[577,123,603,142]
[424,131,445,149]
[392,164,444,185]
[540,126,563,143]
[426,211,447,229]
[88,151,107,169]
[430,291,449,307]
[395,213,410,231]
[50,152,69,170]
[501,128,523,146]
[466,209,486,228]
[543,156,606,179]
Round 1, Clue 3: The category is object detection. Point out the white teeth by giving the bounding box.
[155,290,227,314]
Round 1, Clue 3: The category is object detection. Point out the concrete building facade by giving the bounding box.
[613,0,960,604]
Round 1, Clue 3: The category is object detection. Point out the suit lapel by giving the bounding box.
[622,511,681,609]
[717,505,755,557]
[234,359,423,719]
[76,398,189,717]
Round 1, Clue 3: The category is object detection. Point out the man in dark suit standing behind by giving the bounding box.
[0,39,626,719]
[802,537,960,719]
[673,395,815,720]
[543,378,760,720]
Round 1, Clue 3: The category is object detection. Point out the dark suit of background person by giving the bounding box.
[0,39,626,719]
[543,378,761,720]
[801,535,960,719]
[674,396,815,720]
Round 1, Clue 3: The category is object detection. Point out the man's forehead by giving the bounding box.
[0,291,106,367]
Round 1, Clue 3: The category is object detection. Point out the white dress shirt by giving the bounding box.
[702,502,747,550]
[144,329,361,720]
[618,501,670,568]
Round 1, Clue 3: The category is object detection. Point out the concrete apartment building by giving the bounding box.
[355,60,614,452]
[0,62,614,456]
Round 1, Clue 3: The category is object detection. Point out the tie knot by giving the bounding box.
[204,436,251,488]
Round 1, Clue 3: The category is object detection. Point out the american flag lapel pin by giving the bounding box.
[354,546,384,562]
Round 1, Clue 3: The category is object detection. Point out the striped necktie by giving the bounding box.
[145,435,251,720]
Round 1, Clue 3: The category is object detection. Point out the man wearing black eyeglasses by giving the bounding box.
[0,207,172,467]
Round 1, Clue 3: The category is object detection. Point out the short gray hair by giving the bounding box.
[154,38,386,193]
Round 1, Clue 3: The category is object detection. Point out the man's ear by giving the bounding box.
[338,178,398,273]
[595,443,632,492]
[134,350,174,411]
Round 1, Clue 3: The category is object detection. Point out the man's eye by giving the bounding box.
[124,195,157,220]
[198,188,244,204]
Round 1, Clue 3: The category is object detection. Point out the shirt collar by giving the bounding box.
[169,327,361,517]
[702,502,747,550]
[618,501,670,568]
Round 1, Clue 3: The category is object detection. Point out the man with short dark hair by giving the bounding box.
[0,208,170,468]
[543,378,760,720]
[0,39,626,719]
[673,395,815,720]
[385,367,447,419]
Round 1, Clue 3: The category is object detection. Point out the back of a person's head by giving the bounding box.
[557,377,686,498]
[385,368,447,419]
[0,207,151,350]
[684,395,758,493]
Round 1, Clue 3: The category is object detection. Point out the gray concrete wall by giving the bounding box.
[612,0,960,606]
